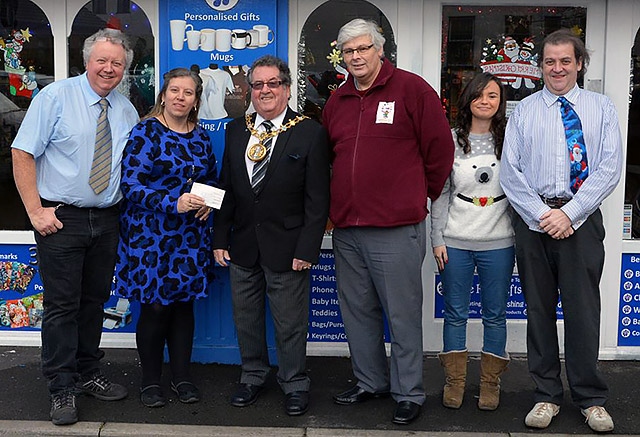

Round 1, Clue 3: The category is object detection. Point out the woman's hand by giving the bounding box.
[433,245,448,271]
[195,205,213,221]
[177,193,206,214]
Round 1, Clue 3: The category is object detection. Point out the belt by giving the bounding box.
[456,193,506,207]
[540,196,570,209]
[41,198,120,210]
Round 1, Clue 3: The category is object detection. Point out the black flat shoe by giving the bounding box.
[230,383,263,407]
[333,385,390,405]
[171,381,200,404]
[140,385,165,408]
[285,391,309,416]
[392,400,421,425]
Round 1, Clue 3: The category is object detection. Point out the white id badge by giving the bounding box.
[376,101,395,124]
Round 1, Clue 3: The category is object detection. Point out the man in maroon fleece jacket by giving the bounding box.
[323,18,454,425]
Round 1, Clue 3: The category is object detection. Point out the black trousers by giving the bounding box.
[514,209,608,408]
[36,200,120,394]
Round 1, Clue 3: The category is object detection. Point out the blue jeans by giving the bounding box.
[37,200,120,394]
[440,246,515,357]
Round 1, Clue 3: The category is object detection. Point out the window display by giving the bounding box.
[297,0,396,122]
[0,1,54,230]
[0,1,155,231]
[625,29,640,238]
[441,5,587,123]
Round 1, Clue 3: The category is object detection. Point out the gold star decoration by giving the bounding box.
[486,38,492,44]
[570,25,583,37]
[21,28,32,42]
[326,48,342,67]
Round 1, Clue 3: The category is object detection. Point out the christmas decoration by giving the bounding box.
[480,35,541,90]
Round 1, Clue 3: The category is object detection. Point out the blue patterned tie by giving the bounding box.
[558,96,588,193]
[251,120,274,193]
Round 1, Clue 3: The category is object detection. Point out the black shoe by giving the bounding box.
[230,383,263,407]
[171,381,200,404]
[285,391,309,416]
[140,384,165,408]
[392,400,421,425]
[50,390,78,426]
[333,385,390,405]
[77,372,128,401]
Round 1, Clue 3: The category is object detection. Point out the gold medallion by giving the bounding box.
[244,113,309,162]
[247,143,267,162]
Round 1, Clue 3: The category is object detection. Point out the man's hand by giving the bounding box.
[540,209,574,240]
[292,258,312,271]
[30,206,63,237]
[214,249,231,266]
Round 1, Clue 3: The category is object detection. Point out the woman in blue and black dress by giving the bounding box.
[115,68,217,408]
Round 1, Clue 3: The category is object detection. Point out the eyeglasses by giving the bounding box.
[342,44,375,57]
[250,80,283,90]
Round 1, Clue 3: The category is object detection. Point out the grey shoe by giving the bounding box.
[524,402,560,429]
[581,406,614,433]
[50,390,78,426]
[78,372,128,401]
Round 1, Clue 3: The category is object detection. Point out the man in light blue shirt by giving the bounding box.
[501,29,622,433]
[11,28,138,426]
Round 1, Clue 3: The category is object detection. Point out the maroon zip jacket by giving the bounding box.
[323,58,454,228]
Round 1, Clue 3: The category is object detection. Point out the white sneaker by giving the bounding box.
[581,406,614,433]
[525,402,560,429]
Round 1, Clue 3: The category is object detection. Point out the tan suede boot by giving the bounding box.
[438,350,468,409]
[478,351,509,411]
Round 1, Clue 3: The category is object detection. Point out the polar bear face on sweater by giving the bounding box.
[454,153,503,203]
[455,154,499,185]
[474,161,496,184]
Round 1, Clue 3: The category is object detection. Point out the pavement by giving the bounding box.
[0,346,639,436]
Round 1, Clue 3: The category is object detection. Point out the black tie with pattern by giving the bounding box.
[251,120,274,193]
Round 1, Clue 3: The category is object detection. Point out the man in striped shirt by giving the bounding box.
[500,29,622,433]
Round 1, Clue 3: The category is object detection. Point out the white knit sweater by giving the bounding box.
[430,130,514,251]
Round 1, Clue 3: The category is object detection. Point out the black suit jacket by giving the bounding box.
[212,108,330,272]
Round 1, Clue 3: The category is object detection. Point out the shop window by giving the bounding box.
[625,28,640,239]
[69,1,155,118]
[298,0,396,121]
[0,1,54,230]
[441,5,587,123]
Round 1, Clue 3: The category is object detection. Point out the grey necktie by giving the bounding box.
[88,98,112,194]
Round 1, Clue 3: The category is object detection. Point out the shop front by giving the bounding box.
[0,0,639,361]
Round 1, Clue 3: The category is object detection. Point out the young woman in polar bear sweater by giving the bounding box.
[430,72,514,412]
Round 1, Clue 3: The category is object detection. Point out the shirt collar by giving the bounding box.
[80,72,112,108]
[254,108,287,131]
[542,83,581,107]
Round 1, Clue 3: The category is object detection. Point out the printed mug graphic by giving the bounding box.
[206,0,239,12]
[170,20,193,51]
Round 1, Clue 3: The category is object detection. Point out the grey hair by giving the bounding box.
[336,18,386,51]
[83,28,134,70]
